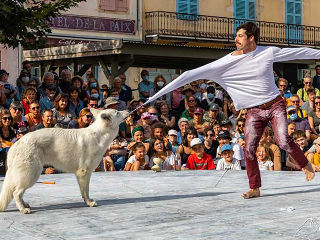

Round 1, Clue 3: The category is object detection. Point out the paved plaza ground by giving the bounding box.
[0,170,320,240]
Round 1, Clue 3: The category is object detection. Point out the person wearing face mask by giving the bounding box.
[39,84,57,112]
[109,88,126,111]
[150,75,171,109]
[138,70,154,100]
[200,85,222,111]
[287,106,311,141]
[16,69,31,98]
[87,79,103,106]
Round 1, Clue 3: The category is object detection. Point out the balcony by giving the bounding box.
[145,11,320,48]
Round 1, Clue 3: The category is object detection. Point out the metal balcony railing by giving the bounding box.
[145,11,320,48]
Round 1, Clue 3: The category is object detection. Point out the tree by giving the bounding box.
[0,0,86,48]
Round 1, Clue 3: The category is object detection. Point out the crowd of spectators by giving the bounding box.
[1,63,320,175]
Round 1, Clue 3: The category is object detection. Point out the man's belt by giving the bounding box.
[255,95,283,110]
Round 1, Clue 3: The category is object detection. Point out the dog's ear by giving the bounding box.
[100,112,112,125]
[90,108,101,119]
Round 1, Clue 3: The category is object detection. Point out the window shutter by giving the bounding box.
[286,0,302,24]
[189,0,198,15]
[100,0,116,11]
[177,0,188,14]
[234,0,246,19]
[248,0,256,20]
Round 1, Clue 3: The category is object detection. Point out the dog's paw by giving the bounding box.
[20,208,31,214]
[87,201,97,207]
[23,202,30,208]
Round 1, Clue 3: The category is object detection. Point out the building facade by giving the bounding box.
[20,0,320,92]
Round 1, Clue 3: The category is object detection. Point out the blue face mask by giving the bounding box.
[289,113,298,121]
[207,93,215,99]
[90,82,97,88]
[114,96,119,100]
[142,75,149,82]
[91,93,99,99]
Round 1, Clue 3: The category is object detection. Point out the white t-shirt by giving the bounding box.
[150,152,175,170]
[216,143,244,165]
[146,46,320,110]
[216,158,241,170]
[258,160,274,171]
[126,155,149,165]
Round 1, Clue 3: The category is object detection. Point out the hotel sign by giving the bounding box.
[51,15,135,34]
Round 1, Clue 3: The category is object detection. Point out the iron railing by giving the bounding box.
[145,11,320,48]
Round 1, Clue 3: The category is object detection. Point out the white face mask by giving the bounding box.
[21,76,29,83]
[157,81,164,87]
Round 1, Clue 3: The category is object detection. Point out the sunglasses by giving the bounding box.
[238,124,245,127]
[206,134,214,137]
[85,115,93,119]
[315,102,320,105]
[47,88,56,92]
[89,103,98,107]
[2,117,11,121]
[288,111,296,115]
[28,84,37,87]
[188,100,196,103]
[305,82,312,85]
[13,107,22,112]
[31,106,40,110]
[149,112,157,115]
[194,113,202,116]
[291,100,299,103]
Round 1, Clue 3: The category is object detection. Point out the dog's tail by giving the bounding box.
[0,175,14,212]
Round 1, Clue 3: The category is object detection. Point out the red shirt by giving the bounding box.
[187,153,215,170]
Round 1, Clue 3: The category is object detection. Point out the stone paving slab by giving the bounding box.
[0,171,320,240]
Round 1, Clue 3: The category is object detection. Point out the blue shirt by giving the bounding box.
[138,81,154,100]
[40,96,54,112]
[69,100,84,117]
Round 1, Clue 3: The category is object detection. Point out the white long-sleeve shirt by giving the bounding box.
[146,46,320,110]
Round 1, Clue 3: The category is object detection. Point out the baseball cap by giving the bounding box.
[313,137,320,145]
[168,129,178,136]
[141,112,151,119]
[221,144,233,153]
[209,103,219,111]
[194,107,204,114]
[217,130,232,140]
[178,117,189,126]
[190,138,203,148]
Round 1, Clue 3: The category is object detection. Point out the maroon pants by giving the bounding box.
[244,99,308,189]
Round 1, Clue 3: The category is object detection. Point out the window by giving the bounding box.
[234,0,256,36]
[286,0,302,43]
[177,0,198,20]
[234,0,256,20]
[99,0,127,12]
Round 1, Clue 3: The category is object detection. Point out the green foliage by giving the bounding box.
[0,0,86,48]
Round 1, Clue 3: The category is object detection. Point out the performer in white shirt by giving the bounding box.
[145,22,316,198]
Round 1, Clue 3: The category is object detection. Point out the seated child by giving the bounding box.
[168,129,179,154]
[216,144,241,170]
[103,136,128,171]
[125,142,150,171]
[256,143,273,171]
[186,138,215,170]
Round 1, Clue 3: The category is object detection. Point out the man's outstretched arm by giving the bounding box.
[145,58,226,105]
[272,46,320,63]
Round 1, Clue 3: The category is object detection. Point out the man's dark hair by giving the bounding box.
[140,70,149,78]
[236,22,260,44]
[315,65,320,69]
[292,130,306,140]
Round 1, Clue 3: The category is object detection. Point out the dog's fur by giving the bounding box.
[0,108,129,213]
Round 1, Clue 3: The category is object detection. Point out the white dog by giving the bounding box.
[0,108,129,214]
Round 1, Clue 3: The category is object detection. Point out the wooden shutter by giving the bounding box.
[99,0,116,11]
[234,0,246,19]
[248,0,256,20]
[177,0,188,14]
[189,0,198,15]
